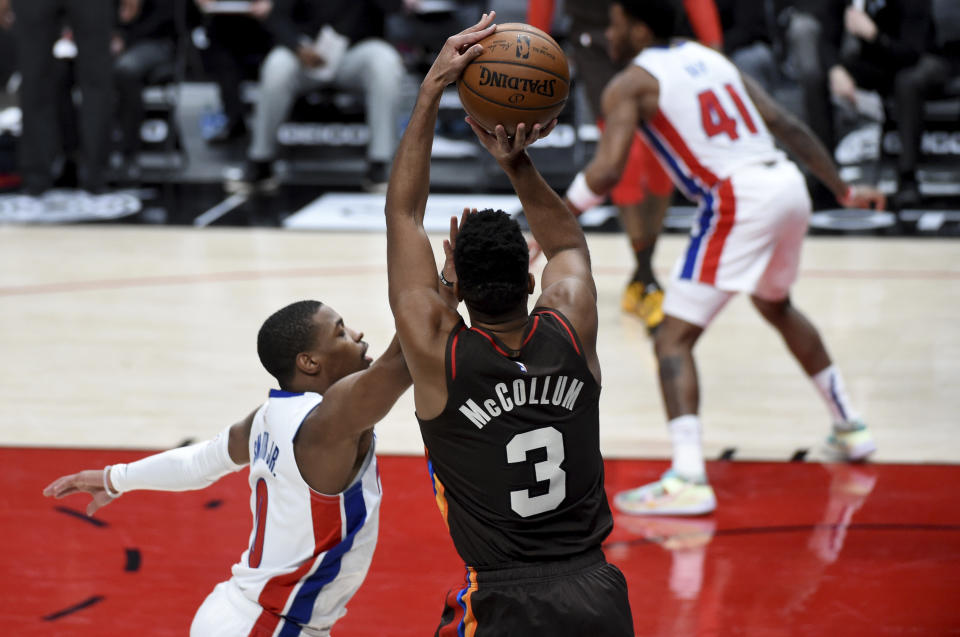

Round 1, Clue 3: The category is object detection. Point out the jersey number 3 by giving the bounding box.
[698,84,757,141]
[506,426,566,517]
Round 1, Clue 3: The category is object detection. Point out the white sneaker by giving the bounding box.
[826,421,877,461]
[614,470,717,516]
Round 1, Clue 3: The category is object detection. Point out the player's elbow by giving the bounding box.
[591,169,621,194]
[583,157,621,195]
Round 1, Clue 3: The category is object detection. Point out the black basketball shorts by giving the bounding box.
[434,548,634,637]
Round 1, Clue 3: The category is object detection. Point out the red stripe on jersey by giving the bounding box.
[255,493,343,617]
[536,311,580,355]
[450,326,465,380]
[649,110,720,190]
[699,179,736,284]
[248,608,281,636]
[469,328,511,357]
[521,315,540,347]
[309,490,345,554]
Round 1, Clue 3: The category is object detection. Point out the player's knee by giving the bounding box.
[262,48,300,87]
[654,317,699,359]
[361,46,404,95]
[751,295,790,323]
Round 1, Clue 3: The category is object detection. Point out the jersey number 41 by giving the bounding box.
[698,83,758,141]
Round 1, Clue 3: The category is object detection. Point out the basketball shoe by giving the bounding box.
[614,470,716,516]
[825,420,876,461]
[622,281,664,333]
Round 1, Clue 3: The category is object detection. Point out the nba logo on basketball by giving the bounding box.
[516,34,530,59]
[457,23,570,135]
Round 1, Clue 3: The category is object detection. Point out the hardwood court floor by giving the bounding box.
[1,226,957,462]
[1,225,958,635]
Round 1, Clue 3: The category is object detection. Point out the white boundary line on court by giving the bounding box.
[193,193,249,227]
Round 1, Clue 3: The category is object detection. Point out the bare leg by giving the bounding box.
[750,295,831,375]
[751,294,874,459]
[654,315,704,419]
[619,193,670,286]
[620,194,671,331]
[612,313,715,513]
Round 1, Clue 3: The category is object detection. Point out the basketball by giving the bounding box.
[458,23,570,137]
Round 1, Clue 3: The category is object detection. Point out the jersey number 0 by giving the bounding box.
[248,477,268,568]
[506,426,566,517]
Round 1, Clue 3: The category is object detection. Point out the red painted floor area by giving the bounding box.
[3,448,959,636]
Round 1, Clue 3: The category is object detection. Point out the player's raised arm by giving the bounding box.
[466,118,602,381]
[384,12,496,311]
[42,411,255,516]
[741,73,886,210]
[384,13,496,409]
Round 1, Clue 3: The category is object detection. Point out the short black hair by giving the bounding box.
[616,0,678,39]
[454,210,529,315]
[257,300,322,388]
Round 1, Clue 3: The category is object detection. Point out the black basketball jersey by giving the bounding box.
[417,308,614,568]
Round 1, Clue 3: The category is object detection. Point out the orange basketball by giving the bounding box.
[458,23,570,137]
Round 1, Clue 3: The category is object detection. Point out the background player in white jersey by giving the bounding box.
[43,300,411,636]
[563,0,885,516]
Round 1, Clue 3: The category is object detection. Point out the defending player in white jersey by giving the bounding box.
[563,0,885,516]
[43,300,412,636]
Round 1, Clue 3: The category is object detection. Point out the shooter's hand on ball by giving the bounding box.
[422,12,496,92]
[465,118,557,167]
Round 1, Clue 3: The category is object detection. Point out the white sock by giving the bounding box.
[811,365,860,428]
[669,415,706,481]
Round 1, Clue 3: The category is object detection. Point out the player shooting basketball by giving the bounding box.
[383,12,634,636]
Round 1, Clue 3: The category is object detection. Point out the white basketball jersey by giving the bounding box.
[634,41,786,201]
[230,389,381,636]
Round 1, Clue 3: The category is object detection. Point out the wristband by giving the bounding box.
[439,270,455,287]
[103,465,122,498]
[565,172,605,213]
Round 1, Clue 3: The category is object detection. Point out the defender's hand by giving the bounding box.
[43,469,117,516]
[441,208,471,287]
[527,238,543,265]
[422,12,497,92]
